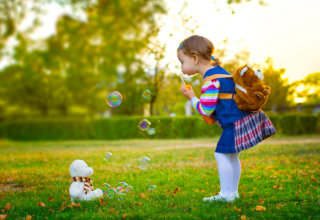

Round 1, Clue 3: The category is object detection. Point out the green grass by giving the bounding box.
[0,136,319,219]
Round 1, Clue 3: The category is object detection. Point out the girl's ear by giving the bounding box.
[193,55,198,64]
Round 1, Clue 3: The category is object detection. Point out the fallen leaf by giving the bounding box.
[122,214,129,218]
[48,198,54,201]
[70,202,80,208]
[0,214,7,220]
[139,193,147,198]
[134,202,143,206]
[173,188,179,194]
[109,208,115,213]
[233,206,241,212]
[258,198,265,204]
[60,201,67,211]
[255,205,266,211]
[241,191,245,198]
[26,215,32,220]
[240,215,246,220]
[276,203,287,209]
[99,199,104,206]
[37,202,45,207]
[4,203,12,211]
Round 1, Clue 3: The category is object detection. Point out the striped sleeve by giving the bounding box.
[190,79,220,116]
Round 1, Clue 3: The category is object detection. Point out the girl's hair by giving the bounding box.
[178,35,221,66]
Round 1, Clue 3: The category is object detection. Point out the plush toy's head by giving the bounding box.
[70,160,93,177]
[233,64,270,111]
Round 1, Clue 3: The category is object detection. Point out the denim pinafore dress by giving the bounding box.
[204,66,277,154]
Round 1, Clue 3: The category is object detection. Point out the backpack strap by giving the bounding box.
[202,74,234,99]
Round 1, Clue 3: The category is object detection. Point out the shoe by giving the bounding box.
[232,191,239,199]
[203,191,236,203]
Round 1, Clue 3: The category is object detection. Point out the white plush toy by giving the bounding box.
[69,160,103,201]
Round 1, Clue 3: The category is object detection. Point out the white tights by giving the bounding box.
[214,152,241,196]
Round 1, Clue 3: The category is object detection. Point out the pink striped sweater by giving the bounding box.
[190,79,220,116]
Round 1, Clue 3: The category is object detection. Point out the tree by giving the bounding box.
[290,72,320,105]
[0,0,166,117]
[262,58,290,111]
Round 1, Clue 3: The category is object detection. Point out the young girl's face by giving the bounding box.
[177,50,197,76]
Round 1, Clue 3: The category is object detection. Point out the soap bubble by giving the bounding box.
[148,185,157,191]
[117,192,126,201]
[138,156,151,170]
[101,183,111,193]
[116,182,128,193]
[116,182,133,193]
[107,188,117,198]
[142,89,151,98]
[147,128,155,135]
[126,185,133,193]
[138,119,151,131]
[106,91,122,107]
[103,152,112,161]
[123,163,131,172]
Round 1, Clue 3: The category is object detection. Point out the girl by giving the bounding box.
[177,35,276,202]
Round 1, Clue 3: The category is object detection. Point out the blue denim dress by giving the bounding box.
[204,67,251,153]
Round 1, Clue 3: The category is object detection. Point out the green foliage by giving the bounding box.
[299,115,318,134]
[0,0,166,117]
[316,112,320,134]
[279,114,300,135]
[263,58,290,110]
[0,116,222,141]
[1,113,319,141]
[268,115,281,133]
[290,72,320,105]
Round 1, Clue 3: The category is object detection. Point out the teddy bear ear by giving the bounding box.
[240,67,248,76]
[254,69,264,80]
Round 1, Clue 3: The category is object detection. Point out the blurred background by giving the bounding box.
[0,0,319,140]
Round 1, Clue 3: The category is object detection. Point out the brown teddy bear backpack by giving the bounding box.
[202,64,271,125]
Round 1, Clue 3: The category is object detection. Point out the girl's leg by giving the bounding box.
[214,152,234,196]
[229,152,241,193]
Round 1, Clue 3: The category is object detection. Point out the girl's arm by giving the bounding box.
[190,79,220,116]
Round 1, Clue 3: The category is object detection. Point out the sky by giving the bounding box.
[1,0,320,83]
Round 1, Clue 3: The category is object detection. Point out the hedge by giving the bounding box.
[0,114,318,141]
[0,116,222,141]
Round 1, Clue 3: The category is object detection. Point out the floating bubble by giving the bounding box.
[126,185,133,193]
[106,91,122,107]
[117,192,126,201]
[123,163,131,172]
[101,183,111,193]
[107,188,117,198]
[138,156,151,170]
[116,182,128,193]
[142,89,151,98]
[147,128,155,135]
[138,119,151,131]
[103,152,113,161]
[148,185,157,191]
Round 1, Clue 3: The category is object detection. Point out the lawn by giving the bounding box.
[0,136,319,219]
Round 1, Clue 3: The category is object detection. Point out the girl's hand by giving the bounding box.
[180,84,196,100]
